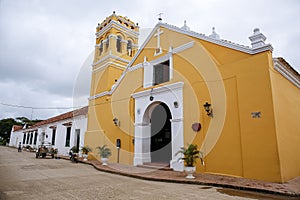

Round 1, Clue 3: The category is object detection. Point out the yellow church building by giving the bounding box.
[85,12,300,183]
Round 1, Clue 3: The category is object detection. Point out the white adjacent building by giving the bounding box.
[9,106,88,155]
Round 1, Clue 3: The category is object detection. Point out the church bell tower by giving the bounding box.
[90,11,139,96]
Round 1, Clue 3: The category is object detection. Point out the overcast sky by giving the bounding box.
[0,0,299,120]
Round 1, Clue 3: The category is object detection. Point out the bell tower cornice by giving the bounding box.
[96,11,139,37]
[90,12,139,96]
[93,11,139,62]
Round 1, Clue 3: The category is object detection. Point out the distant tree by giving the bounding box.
[0,118,20,145]
[0,117,42,145]
[16,117,42,126]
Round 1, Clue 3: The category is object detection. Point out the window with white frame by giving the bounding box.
[153,60,170,85]
[143,56,173,88]
[65,127,71,147]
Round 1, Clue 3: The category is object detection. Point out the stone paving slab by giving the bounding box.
[60,156,300,197]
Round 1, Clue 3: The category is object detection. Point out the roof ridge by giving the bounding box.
[21,106,88,130]
[159,22,272,54]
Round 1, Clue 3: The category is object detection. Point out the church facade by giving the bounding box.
[85,12,300,183]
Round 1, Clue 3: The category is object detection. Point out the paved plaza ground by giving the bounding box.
[0,146,299,200]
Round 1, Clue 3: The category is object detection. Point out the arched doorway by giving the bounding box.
[132,82,184,171]
[150,103,172,163]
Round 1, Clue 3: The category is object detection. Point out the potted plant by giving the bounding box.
[176,144,204,179]
[70,146,79,153]
[80,146,92,161]
[96,145,111,165]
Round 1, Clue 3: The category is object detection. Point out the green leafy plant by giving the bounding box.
[81,146,92,154]
[176,144,203,167]
[96,145,111,158]
[70,146,79,153]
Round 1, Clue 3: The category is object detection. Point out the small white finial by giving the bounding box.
[209,27,220,39]
[253,28,260,34]
[249,28,267,49]
[181,20,190,31]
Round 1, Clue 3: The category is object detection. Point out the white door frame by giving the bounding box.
[132,82,184,171]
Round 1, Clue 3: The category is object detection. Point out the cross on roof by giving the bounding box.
[154,28,163,55]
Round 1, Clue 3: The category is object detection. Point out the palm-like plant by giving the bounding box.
[96,145,112,158]
[70,146,79,153]
[176,144,201,167]
[81,146,92,154]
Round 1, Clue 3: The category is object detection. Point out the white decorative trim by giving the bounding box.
[96,33,138,47]
[172,41,194,54]
[129,41,193,74]
[273,58,300,88]
[132,82,184,98]
[92,54,130,67]
[134,123,149,126]
[149,54,170,65]
[93,62,127,73]
[89,39,192,100]
[128,63,143,72]
[96,21,139,39]
[132,81,184,170]
[170,118,183,122]
[89,91,110,100]
[89,72,127,100]
[127,24,160,68]
[127,22,272,78]
[160,23,273,54]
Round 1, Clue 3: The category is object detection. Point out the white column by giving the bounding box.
[170,118,184,171]
[134,123,151,166]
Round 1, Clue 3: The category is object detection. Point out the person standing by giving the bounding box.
[18,142,22,152]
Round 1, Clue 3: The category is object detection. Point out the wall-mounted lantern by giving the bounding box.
[113,118,120,126]
[174,101,179,108]
[149,88,154,101]
[203,102,213,117]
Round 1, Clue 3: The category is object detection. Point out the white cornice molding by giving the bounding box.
[273,58,300,88]
[134,123,149,127]
[93,62,126,73]
[96,21,139,39]
[92,54,130,67]
[160,23,273,54]
[172,41,194,54]
[128,63,143,72]
[89,71,127,100]
[149,54,170,65]
[129,41,194,72]
[89,91,110,100]
[132,82,184,99]
[95,33,138,47]
[170,118,184,122]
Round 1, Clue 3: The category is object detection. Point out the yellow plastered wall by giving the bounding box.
[85,95,135,165]
[86,22,297,182]
[270,65,300,182]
